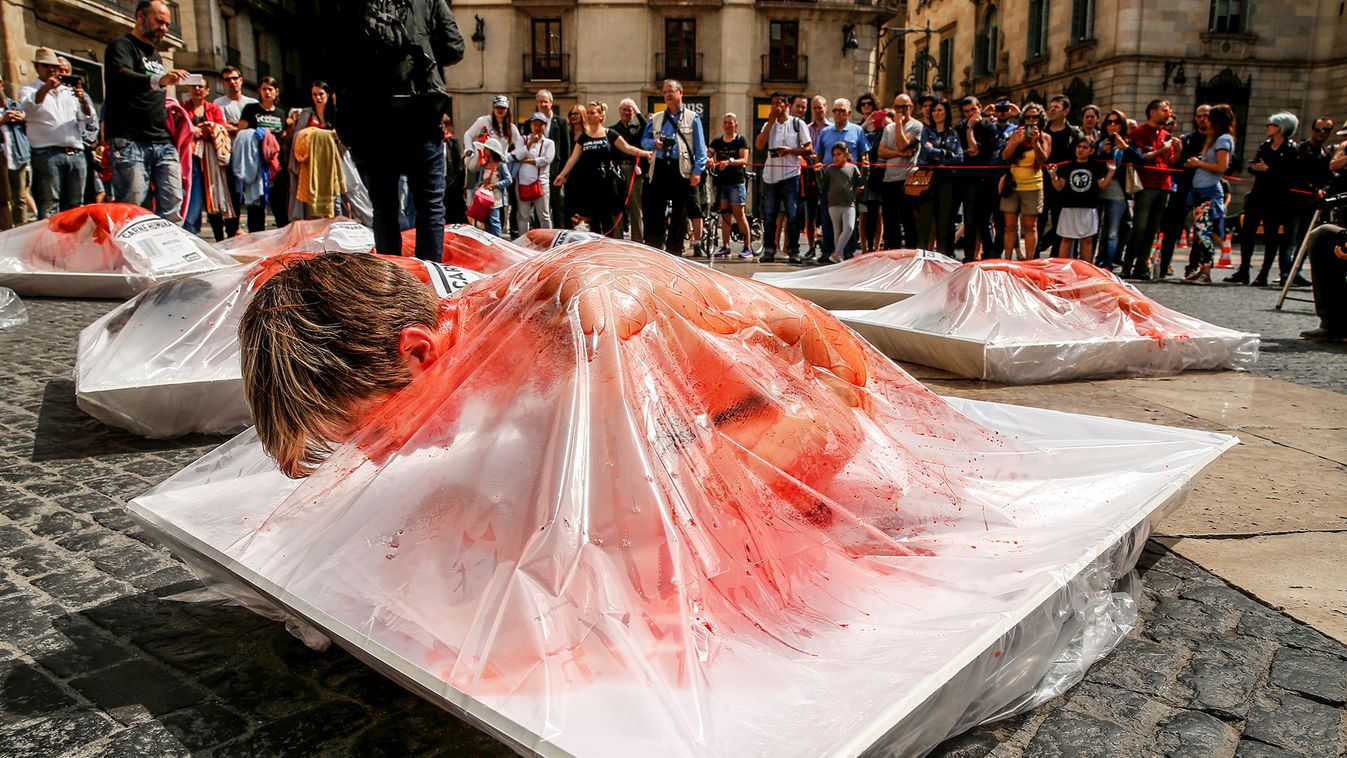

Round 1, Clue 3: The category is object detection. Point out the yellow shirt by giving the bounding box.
[1009,145,1043,191]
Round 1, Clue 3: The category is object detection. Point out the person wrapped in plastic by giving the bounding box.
[218,242,1233,755]
[399,223,535,273]
[0,203,236,296]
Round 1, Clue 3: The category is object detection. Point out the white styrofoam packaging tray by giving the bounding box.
[129,399,1234,757]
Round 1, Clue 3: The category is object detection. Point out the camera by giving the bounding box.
[59,75,81,87]
[769,147,782,157]
[994,100,1010,113]
[656,134,675,149]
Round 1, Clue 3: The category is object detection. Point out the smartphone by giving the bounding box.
[59,75,81,87]
[182,74,204,86]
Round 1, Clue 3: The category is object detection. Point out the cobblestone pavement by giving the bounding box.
[1,290,1345,757]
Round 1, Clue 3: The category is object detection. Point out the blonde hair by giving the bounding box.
[239,253,440,478]
[586,100,608,119]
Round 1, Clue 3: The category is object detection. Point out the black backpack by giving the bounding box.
[360,0,437,97]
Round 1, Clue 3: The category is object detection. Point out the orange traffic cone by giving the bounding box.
[1215,235,1233,268]
[1178,229,1189,249]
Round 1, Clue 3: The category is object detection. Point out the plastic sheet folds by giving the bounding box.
[216,217,376,260]
[130,242,1236,756]
[752,249,962,309]
[838,258,1259,383]
[402,224,537,273]
[0,287,26,329]
[77,254,482,438]
[0,203,239,298]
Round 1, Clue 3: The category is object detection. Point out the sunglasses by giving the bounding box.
[223,76,241,82]
[832,108,847,113]
[1314,126,1333,133]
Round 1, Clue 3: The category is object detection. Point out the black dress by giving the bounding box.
[569,128,622,235]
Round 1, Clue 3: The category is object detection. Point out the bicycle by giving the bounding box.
[689,169,764,260]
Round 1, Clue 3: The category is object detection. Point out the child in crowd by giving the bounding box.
[471,138,512,237]
[817,142,867,262]
[1048,137,1114,261]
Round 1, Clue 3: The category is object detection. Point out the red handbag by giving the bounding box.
[518,180,544,202]
[466,167,497,222]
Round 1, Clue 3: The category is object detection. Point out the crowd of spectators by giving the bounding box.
[1,0,1343,297]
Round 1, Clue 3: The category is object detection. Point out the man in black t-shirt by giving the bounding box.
[958,96,999,261]
[104,0,191,222]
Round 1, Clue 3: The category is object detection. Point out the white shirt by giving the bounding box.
[214,94,257,125]
[18,80,89,149]
[881,116,924,182]
[513,135,556,186]
[761,116,811,184]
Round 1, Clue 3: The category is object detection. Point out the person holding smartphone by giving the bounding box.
[19,47,94,218]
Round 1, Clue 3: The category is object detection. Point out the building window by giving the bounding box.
[1070,0,1095,42]
[939,37,953,91]
[1027,0,1049,59]
[530,19,563,81]
[663,18,699,81]
[1208,0,1248,32]
[975,5,998,76]
[763,19,806,82]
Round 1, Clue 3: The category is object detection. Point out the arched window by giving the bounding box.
[975,5,998,76]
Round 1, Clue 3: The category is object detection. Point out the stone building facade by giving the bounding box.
[447,0,901,138]
[892,0,1347,174]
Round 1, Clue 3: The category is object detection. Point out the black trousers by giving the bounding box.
[1308,223,1346,334]
[643,159,697,254]
[879,180,919,250]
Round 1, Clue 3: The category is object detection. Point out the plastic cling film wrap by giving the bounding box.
[402,224,537,273]
[76,254,483,438]
[0,287,26,329]
[751,249,962,309]
[0,204,239,298]
[129,241,1237,757]
[512,228,608,251]
[839,258,1259,384]
[217,217,376,260]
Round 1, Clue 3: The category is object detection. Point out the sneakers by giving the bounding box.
[715,245,731,258]
[760,249,777,263]
[738,249,754,259]
[1300,328,1347,342]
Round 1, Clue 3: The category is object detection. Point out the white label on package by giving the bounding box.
[420,262,485,298]
[550,230,605,248]
[322,222,376,253]
[116,216,206,274]
[918,249,946,261]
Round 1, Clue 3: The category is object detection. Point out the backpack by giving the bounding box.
[359,0,440,98]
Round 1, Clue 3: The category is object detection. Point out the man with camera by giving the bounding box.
[19,48,96,218]
[641,79,707,257]
[105,1,193,222]
[754,91,812,263]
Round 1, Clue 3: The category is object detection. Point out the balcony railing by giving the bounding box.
[523,53,569,83]
[88,0,181,36]
[656,52,703,82]
[761,55,808,83]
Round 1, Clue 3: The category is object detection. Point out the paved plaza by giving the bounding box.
[0,263,1344,756]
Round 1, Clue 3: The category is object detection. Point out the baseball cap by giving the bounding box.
[492,95,510,109]
[529,111,548,123]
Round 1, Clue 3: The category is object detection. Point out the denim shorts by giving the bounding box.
[715,182,746,207]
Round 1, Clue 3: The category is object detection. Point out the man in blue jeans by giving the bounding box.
[104,1,191,222]
[753,92,812,263]
[336,0,463,260]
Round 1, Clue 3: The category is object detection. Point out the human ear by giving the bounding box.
[398,325,442,377]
